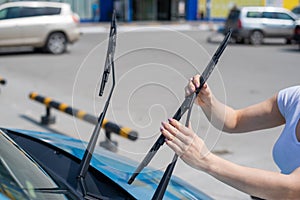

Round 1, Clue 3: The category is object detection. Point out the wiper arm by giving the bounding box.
[77,11,117,200]
[128,29,232,185]
[151,29,232,199]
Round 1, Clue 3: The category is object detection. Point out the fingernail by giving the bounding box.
[168,118,173,123]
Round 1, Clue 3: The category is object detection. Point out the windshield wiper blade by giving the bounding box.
[77,11,117,200]
[128,29,232,185]
[28,188,69,194]
[151,29,232,199]
[99,14,117,96]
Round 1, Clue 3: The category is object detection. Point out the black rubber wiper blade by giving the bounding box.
[29,188,69,194]
[77,11,117,200]
[99,11,117,96]
[128,29,232,185]
[151,29,232,200]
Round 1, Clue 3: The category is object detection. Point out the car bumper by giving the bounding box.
[67,27,80,43]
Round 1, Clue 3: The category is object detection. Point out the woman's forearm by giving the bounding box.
[199,94,285,133]
[202,153,300,200]
[200,94,239,133]
[161,118,299,199]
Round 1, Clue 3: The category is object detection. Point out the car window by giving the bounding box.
[262,11,294,20]
[275,12,294,20]
[0,131,74,200]
[20,7,61,18]
[0,7,21,19]
[247,11,262,18]
[0,159,29,199]
[0,8,7,20]
[262,11,276,19]
[20,7,41,17]
[42,7,61,15]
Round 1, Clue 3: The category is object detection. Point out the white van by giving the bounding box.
[223,6,300,45]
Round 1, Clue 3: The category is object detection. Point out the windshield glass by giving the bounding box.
[0,131,72,200]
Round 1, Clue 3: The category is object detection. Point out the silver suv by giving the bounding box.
[0,1,80,54]
[223,6,300,45]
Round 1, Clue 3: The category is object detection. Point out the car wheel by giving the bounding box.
[250,30,263,45]
[45,32,67,54]
[236,37,245,44]
[285,38,292,44]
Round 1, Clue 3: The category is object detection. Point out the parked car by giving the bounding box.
[293,24,300,49]
[0,128,213,200]
[291,5,300,17]
[223,6,300,45]
[0,1,80,54]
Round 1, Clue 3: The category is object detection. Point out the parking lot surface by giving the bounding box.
[0,23,299,199]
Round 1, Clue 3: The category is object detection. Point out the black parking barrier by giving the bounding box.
[29,92,138,151]
[0,77,6,85]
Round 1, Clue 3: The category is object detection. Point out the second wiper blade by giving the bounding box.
[128,29,232,184]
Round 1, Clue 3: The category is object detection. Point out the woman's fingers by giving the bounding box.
[161,119,211,171]
[185,80,196,96]
[198,83,209,96]
[161,119,196,156]
[185,75,201,95]
[162,119,192,144]
[167,118,192,136]
[161,126,189,157]
[185,75,211,107]
[191,74,201,88]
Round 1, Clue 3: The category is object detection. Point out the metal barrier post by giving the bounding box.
[41,106,56,125]
[0,77,6,85]
[99,131,118,152]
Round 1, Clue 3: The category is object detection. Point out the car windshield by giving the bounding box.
[0,131,74,200]
[292,7,300,14]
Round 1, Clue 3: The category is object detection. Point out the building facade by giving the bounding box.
[0,0,299,22]
[199,0,300,20]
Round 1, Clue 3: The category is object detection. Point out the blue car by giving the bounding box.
[0,128,213,200]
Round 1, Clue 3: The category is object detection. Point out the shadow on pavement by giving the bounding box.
[20,114,68,136]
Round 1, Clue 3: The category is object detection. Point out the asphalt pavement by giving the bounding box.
[0,21,299,199]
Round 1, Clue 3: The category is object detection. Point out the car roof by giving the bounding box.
[0,1,70,9]
[236,6,299,19]
[240,6,291,12]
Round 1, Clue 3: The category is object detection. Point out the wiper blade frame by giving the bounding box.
[128,29,232,186]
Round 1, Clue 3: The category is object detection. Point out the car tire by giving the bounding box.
[45,32,67,54]
[236,37,245,44]
[250,30,264,45]
[285,38,292,44]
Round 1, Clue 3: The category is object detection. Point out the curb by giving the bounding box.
[79,22,223,34]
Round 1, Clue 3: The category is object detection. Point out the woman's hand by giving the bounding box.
[161,119,300,200]
[160,118,210,171]
[185,74,213,107]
